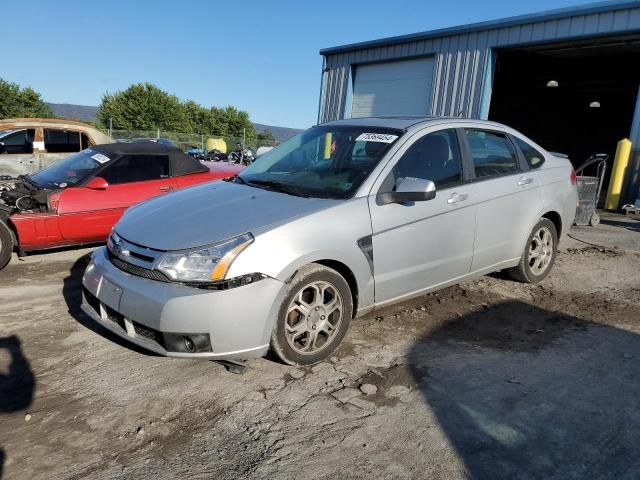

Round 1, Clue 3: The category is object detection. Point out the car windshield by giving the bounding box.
[30,149,111,188]
[237,126,402,199]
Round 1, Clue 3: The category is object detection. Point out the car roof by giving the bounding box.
[0,118,114,144]
[319,116,508,131]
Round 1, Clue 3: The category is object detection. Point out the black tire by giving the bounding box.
[0,220,14,271]
[270,263,353,366]
[508,218,558,283]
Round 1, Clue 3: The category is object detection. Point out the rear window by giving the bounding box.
[514,137,545,169]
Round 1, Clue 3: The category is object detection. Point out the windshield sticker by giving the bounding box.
[91,153,110,164]
[355,133,398,143]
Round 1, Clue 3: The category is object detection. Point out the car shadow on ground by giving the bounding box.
[0,335,35,480]
[62,253,157,357]
[600,217,640,233]
[408,300,640,479]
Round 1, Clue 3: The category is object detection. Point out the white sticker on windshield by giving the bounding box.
[91,153,110,164]
[355,133,398,143]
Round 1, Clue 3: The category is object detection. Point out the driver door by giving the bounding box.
[368,128,476,305]
[58,153,174,242]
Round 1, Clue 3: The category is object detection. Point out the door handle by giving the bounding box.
[159,186,173,191]
[517,177,533,187]
[447,192,469,204]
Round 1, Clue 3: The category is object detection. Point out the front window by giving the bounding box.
[381,129,462,192]
[237,126,402,199]
[30,149,111,188]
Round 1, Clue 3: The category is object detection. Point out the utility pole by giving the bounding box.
[109,118,113,138]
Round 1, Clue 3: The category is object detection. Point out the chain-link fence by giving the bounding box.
[106,128,279,154]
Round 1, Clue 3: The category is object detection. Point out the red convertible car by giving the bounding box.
[0,143,243,270]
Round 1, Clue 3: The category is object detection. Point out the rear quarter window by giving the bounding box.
[514,137,545,169]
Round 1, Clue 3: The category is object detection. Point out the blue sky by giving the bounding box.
[3,0,593,128]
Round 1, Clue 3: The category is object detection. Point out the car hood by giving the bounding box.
[115,181,337,251]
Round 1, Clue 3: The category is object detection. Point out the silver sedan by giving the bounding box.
[82,117,578,365]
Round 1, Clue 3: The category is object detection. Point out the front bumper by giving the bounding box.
[81,247,283,359]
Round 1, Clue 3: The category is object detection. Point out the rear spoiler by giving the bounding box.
[550,152,569,159]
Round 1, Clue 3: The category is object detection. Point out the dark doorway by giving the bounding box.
[489,34,640,174]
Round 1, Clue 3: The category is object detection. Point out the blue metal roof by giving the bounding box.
[320,0,640,55]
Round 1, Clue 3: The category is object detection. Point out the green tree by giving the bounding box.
[96,83,190,131]
[96,82,257,141]
[256,129,275,145]
[220,106,256,140]
[0,78,53,118]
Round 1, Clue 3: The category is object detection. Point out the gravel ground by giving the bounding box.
[1,213,639,480]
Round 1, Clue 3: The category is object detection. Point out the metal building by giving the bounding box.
[318,0,640,202]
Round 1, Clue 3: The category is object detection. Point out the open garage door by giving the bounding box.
[351,57,434,118]
[488,34,640,182]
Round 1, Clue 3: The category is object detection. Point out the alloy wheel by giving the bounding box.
[284,280,344,355]
[528,226,554,275]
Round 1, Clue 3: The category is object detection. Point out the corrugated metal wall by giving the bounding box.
[319,4,640,123]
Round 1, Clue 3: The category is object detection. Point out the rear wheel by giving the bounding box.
[0,221,14,271]
[508,218,558,283]
[270,264,352,366]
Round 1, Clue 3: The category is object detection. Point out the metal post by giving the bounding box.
[109,118,113,138]
[157,127,160,139]
[242,128,246,163]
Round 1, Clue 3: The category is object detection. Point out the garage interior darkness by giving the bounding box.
[489,34,640,184]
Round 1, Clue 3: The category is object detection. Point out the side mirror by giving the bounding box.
[86,177,109,190]
[377,177,436,205]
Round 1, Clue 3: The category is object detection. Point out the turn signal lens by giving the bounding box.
[570,168,577,185]
[210,238,253,280]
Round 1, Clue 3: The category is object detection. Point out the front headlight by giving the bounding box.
[156,233,254,283]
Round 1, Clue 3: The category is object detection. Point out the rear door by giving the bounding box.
[368,127,476,305]
[460,129,541,272]
[58,153,174,242]
[42,128,90,170]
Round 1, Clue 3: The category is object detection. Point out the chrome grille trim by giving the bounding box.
[107,232,163,269]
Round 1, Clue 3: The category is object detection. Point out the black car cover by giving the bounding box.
[88,142,208,177]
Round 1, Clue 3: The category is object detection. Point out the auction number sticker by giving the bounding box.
[356,133,398,143]
[91,153,111,164]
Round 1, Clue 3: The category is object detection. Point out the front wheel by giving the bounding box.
[270,264,353,366]
[508,218,558,283]
[0,221,15,271]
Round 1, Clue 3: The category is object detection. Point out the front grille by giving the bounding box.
[133,321,164,347]
[104,305,126,330]
[107,250,170,283]
[84,286,125,331]
[83,287,100,314]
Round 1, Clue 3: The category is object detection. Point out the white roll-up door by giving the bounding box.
[350,57,434,118]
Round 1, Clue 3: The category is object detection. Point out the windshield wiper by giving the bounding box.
[233,175,248,185]
[246,179,310,198]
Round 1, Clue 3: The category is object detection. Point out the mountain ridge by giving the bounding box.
[46,103,303,142]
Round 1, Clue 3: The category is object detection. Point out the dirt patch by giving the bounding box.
[565,245,623,257]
